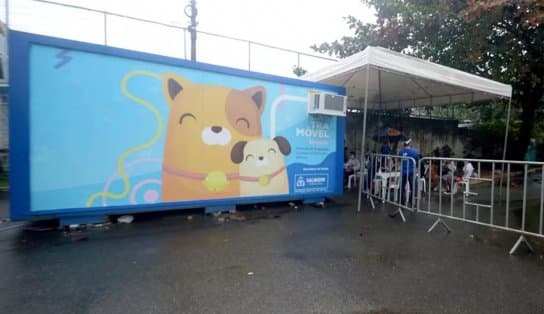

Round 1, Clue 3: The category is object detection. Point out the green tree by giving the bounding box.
[292,65,308,77]
[312,0,544,160]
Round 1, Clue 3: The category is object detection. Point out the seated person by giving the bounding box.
[445,161,475,194]
[344,152,361,187]
[462,161,474,180]
[441,160,457,192]
[428,162,440,191]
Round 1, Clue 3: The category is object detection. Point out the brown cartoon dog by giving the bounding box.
[231,137,291,196]
[161,72,265,201]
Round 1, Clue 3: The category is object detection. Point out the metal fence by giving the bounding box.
[356,153,418,222]
[9,0,337,78]
[417,157,544,254]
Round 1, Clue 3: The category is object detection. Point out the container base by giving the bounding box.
[60,214,107,227]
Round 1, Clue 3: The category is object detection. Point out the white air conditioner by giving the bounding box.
[307,91,347,116]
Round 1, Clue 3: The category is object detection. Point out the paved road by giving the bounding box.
[1,191,543,313]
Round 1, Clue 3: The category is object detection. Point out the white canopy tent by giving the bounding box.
[302,46,513,211]
[303,46,511,109]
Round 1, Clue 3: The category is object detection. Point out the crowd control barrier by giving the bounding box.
[357,153,418,222]
[417,157,544,254]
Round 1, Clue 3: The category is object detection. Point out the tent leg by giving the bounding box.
[500,98,512,193]
[356,64,371,212]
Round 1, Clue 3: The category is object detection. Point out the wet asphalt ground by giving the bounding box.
[0,190,543,314]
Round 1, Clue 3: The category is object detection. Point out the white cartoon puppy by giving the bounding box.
[231,137,291,196]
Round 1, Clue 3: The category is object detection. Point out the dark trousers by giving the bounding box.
[399,172,416,207]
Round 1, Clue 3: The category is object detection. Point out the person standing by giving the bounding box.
[379,140,392,171]
[379,140,391,155]
[397,138,420,207]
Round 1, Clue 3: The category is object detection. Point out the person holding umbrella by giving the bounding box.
[373,128,406,153]
[374,128,404,171]
[396,138,420,208]
[379,139,392,171]
[379,139,391,155]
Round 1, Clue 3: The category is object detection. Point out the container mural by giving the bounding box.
[9,31,344,222]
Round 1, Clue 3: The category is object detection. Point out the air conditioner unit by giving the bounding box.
[307,91,347,116]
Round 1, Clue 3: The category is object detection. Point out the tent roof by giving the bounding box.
[302,46,512,109]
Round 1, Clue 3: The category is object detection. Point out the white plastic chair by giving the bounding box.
[372,177,383,198]
[456,171,479,196]
[418,175,426,197]
[387,175,401,202]
[347,171,361,189]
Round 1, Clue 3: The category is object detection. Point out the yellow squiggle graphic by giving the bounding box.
[85,70,163,207]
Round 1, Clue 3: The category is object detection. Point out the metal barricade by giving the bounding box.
[417,157,544,254]
[358,153,417,222]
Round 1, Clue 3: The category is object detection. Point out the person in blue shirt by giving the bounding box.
[379,140,391,155]
[378,140,392,170]
[397,138,420,207]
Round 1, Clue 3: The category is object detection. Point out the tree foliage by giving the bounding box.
[312,0,544,159]
[292,65,308,77]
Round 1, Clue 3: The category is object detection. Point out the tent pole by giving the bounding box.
[357,64,371,212]
[499,98,512,195]
[502,98,512,161]
[378,70,382,108]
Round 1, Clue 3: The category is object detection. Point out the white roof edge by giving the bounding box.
[303,46,512,99]
[368,46,512,98]
[302,48,369,82]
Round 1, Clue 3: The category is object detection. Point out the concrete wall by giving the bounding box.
[345,112,471,158]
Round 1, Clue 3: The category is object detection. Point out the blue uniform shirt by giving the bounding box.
[379,145,391,155]
[399,147,420,174]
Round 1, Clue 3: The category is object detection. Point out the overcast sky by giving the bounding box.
[3,0,376,77]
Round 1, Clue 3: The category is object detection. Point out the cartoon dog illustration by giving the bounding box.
[231,137,291,196]
[161,72,265,201]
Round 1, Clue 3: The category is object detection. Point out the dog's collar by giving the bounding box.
[237,166,286,184]
[162,164,238,180]
[162,164,286,185]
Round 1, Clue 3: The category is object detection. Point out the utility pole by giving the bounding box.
[185,0,198,61]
